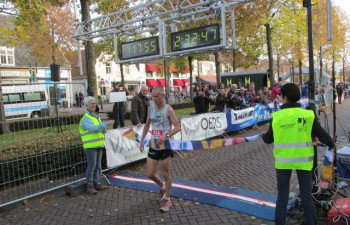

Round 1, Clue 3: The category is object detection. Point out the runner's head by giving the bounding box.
[152,86,165,105]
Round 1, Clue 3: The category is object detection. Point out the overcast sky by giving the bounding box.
[332,0,350,16]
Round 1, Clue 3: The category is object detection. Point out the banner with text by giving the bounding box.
[181,112,227,140]
[105,126,150,168]
[227,103,276,132]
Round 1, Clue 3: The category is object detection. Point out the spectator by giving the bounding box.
[75,91,80,107]
[237,87,248,109]
[79,96,115,194]
[174,88,180,102]
[193,84,201,98]
[262,86,272,104]
[211,88,227,112]
[301,82,308,97]
[79,90,84,107]
[249,82,256,96]
[217,82,225,92]
[245,89,254,107]
[112,82,129,129]
[193,91,211,114]
[130,85,150,126]
[336,82,344,104]
[271,80,282,100]
[253,88,264,104]
[226,84,239,110]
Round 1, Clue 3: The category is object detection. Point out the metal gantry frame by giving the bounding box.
[72,0,256,64]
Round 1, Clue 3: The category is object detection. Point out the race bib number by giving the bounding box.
[151,129,163,138]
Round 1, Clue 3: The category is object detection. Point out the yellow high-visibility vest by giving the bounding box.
[79,113,105,149]
[272,108,314,170]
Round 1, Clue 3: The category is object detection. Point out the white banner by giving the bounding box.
[181,112,227,141]
[229,107,255,125]
[105,126,150,168]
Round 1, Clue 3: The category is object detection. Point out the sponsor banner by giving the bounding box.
[227,103,278,132]
[105,126,150,168]
[181,112,227,141]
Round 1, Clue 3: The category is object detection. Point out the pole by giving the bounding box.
[305,0,316,113]
[188,56,193,100]
[332,53,336,142]
[84,41,91,95]
[163,59,168,103]
[304,0,318,184]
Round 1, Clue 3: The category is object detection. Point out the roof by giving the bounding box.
[282,68,330,81]
[221,70,268,77]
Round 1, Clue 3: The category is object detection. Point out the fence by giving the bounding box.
[0,82,92,208]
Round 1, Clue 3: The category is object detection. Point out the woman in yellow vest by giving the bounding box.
[79,96,115,194]
[261,83,335,225]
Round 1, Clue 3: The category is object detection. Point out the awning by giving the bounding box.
[173,79,184,87]
[157,79,165,87]
[200,75,217,85]
[146,79,158,87]
[146,64,163,72]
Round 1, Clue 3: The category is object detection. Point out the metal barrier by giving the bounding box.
[0,82,92,207]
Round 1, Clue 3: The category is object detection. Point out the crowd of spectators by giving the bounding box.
[193,81,283,114]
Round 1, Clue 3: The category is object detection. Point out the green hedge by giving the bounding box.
[8,114,83,132]
[0,132,108,188]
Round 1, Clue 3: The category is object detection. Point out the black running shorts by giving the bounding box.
[148,148,173,160]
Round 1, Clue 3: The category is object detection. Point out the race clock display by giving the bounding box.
[171,24,220,52]
[121,36,159,60]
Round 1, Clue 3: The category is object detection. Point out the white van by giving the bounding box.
[2,84,50,120]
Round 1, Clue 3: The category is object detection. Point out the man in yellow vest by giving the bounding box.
[80,96,115,194]
[261,83,335,225]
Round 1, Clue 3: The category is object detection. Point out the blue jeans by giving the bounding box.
[85,148,103,187]
[275,169,317,225]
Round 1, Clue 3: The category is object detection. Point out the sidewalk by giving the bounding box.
[0,99,349,225]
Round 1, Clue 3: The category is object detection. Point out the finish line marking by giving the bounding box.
[110,174,276,208]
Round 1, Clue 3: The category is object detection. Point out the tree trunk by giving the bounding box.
[299,60,303,85]
[265,24,274,85]
[232,49,236,72]
[197,60,201,87]
[80,0,97,97]
[188,56,193,99]
[120,64,124,84]
[214,52,221,86]
[319,47,323,84]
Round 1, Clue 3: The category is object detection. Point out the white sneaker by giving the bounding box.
[160,198,172,212]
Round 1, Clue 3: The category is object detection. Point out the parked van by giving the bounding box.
[1,84,50,120]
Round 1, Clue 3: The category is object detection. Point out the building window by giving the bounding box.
[199,63,203,75]
[106,63,111,74]
[124,65,130,75]
[209,64,214,71]
[0,47,15,65]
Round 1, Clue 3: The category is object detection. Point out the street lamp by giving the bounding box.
[303,0,316,113]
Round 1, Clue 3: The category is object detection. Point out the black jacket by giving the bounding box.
[193,95,211,114]
[262,102,335,148]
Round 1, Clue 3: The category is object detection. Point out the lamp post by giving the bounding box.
[303,0,316,113]
[303,0,318,185]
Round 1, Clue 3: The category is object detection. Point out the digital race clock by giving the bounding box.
[121,36,159,60]
[171,24,220,52]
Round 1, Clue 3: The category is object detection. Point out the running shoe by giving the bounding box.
[158,187,165,201]
[160,198,172,212]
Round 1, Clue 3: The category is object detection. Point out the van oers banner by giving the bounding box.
[105,126,150,168]
[181,112,227,141]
